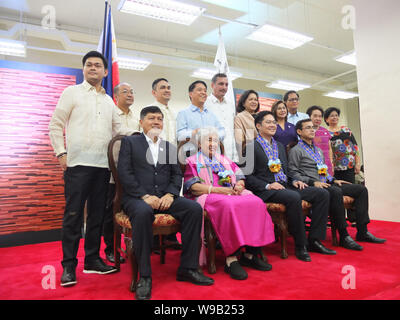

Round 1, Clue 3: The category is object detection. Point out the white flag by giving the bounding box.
[214,30,235,108]
[213,30,238,161]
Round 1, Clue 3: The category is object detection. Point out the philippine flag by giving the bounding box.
[97,1,119,102]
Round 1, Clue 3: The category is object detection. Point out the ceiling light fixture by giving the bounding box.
[246,24,313,49]
[267,80,310,91]
[323,91,359,99]
[118,0,205,25]
[118,56,152,71]
[191,68,242,81]
[335,51,356,66]
[0,39,26,57]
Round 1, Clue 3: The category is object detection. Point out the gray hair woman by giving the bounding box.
[183,127,275,281]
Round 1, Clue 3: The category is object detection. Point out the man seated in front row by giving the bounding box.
[288,119,386,250]
[244,111,336,262]
[118,106,214,300]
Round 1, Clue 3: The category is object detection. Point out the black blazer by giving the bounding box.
[117,133,182,205]
[244,139,290,197]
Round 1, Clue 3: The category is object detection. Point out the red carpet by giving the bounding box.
[1,220,399,300]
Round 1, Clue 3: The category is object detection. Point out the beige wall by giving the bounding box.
[353,0,400,222]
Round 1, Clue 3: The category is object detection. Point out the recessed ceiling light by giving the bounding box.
[247,24,313,49]
[0,39,26,57]
[118,56,152,71]
[118,0,205,25]
[335,51,356,66]
[267,80,310,91]
[323,90,359,99]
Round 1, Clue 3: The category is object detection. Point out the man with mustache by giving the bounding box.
[288,119,386,250]
[205,73,237,161]
[118,106,214,300]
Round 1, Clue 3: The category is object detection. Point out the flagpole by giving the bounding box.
[101,0,109,53]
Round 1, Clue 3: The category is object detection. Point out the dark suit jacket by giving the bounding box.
[244,139,290,200]
[117,133,182,207]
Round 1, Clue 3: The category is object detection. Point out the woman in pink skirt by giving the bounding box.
[183,128,275,280]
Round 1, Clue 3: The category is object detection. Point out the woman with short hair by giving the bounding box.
[183,128,275,280]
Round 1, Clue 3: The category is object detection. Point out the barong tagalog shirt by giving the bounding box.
[48,80,122,168]
[148,101,177,144]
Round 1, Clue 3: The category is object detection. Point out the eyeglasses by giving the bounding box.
[264,120,277,125]
[121,89,134,95]
[302,126,315,130]
[287,98,299,102]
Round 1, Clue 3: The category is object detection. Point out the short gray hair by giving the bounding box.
[113,82,131,95]
[194,127,219,145]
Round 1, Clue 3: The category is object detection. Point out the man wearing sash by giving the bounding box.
[288,119,386,251]
[245,111,336,262]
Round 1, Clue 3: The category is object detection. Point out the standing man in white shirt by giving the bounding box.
[49,51,120,287]
[103,82,139,264]
[205,73,237,161]
[148,78,180,249]
[148,78,176,145]
[284,90,309,125]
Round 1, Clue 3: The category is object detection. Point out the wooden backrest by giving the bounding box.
[107,132,141,214]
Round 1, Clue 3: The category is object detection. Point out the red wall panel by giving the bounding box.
[0,67,76,235]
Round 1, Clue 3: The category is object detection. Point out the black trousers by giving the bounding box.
[123,196,202,277]
[334,168,357,221]
[103,183,116,254]
[325,183,370,237]
[334,168,355,184]
[61,166,110,268]
[255,187,329,247]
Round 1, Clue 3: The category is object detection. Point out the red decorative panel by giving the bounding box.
[0,66,77,235]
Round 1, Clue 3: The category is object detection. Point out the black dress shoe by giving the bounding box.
[135,277,152,300]
[61,266,77,287]
[239,253,272,271]
[308,240,336,255]
[176,269,214,286]
[295,246,311,262]
[356,231,386,244]
[105,252,125,264]
[224,261,248,280]
[83,258,118,274]
[339,235,363,251]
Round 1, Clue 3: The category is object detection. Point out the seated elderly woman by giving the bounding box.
[183,127,275,280]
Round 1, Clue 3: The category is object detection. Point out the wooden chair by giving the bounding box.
[107,133,181,292]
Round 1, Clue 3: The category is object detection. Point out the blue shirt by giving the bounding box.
[176,104,225,141]
[287,111,309,125]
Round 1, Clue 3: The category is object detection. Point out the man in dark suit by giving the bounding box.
[243,111,336,262]
[118,106,214,300]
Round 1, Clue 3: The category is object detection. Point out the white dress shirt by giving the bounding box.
[48,80,122,169]
[144,133,161,167]
[205,93,237,161]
